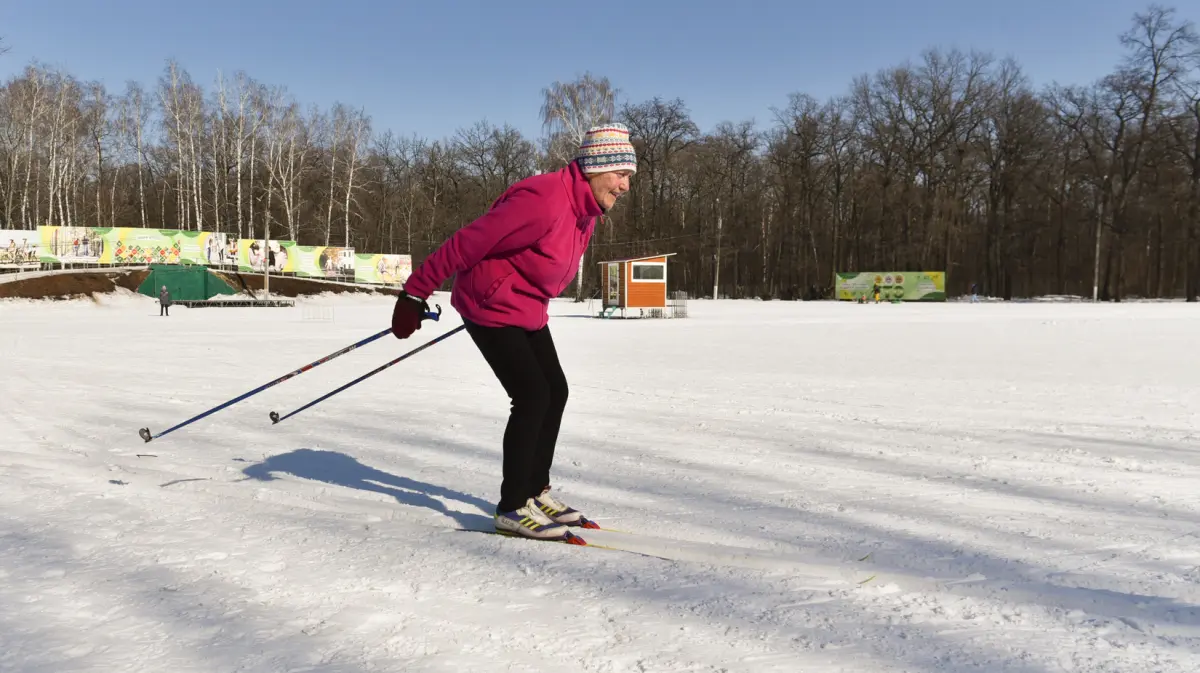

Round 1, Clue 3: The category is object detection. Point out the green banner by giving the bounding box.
[292,245,355,278]
[353,253,411,284]
[108,228,183,265]
[236,239,296,273]
[38,226,111,263]
[35,226,403,284]
[176,230,234,265]
[835,271,946,302]
[39,226,242,266]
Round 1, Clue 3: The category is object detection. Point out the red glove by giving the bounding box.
[391,291,429,339]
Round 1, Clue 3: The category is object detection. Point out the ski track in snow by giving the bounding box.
[1,290,1199,672]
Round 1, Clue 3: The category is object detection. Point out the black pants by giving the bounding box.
[464,319,568,513]
[160,305,169,316]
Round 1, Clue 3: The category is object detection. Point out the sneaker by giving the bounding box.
[494,497,580,542]
[533,486,600,529]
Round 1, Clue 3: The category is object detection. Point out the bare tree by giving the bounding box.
[230,72,265,239]
[540,72,618,167]
[320,105,343,246]
[540,73,619,298]
[264,90,311,241]
[1166,11,1200,300]
[341,106,370,248]
[375,130,425,254]
[455,120,538,205]
[80,81,110,227]
[118,81,150,228]
[620,97,699,232]
[17,66,46,228]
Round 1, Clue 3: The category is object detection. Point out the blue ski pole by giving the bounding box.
[269,323,466,425]
[138,305,442,442]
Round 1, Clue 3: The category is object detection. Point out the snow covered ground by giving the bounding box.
[2,290,1199,672]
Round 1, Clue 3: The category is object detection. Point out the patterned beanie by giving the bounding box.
[575,123,637,174]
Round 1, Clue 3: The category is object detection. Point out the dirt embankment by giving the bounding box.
[0,269,151,300]
[212,271,401,298]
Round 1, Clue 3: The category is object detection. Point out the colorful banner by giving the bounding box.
[0,230,40,268]
[292,245,355,278]
[32,225,412,289]
[236,239,296,273]
[38,226,110,264]
[176,231,232,266]
[107,228,183,265]
[834,271,946,302]
[353,253,411,285]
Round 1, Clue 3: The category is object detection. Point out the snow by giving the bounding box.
[2,291,1199,672]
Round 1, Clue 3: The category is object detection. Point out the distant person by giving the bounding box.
[391,123,636,543]
[159,285,171,316]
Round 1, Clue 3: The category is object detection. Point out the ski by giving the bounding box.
[459,528,875,579]
[457,528,675,561]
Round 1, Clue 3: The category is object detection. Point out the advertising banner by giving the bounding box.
[292,245,355,278]
[108,228,183,265]
[353,253,411,285]
[236,239,296,273]
[176,230,232,266]
[834,271,946,302]
[0,230,40,268]
[38,226,110,264]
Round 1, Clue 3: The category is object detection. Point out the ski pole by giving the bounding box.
[138,305,443,443]
[269,323,466,426]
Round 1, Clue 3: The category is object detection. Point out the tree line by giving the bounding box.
[1,4,1198,301]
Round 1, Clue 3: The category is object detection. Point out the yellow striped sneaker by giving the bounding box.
[494,497,575,541]
[533,486,600,529]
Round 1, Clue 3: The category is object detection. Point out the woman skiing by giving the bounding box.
[391,123,636,542]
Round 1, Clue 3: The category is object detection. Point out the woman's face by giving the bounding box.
[587,170,633,211]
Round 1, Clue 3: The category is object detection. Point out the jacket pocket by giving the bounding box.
[480,273,514,307]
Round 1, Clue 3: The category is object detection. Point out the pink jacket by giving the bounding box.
[402,161,603,331]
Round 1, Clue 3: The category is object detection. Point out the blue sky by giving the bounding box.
[0,0,1156,141]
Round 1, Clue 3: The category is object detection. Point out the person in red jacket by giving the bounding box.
[392,124,636,542]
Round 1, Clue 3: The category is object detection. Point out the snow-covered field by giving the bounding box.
[2,290,1199,672]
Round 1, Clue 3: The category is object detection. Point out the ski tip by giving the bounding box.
[268,411,280,424]
[138,428,152,443]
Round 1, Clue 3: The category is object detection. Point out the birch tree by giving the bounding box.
[18,66,47,228]
[540,73,619,298]
[230,72,264,239]
[118,81,150,228]
[264,90,310,241]
[80,81,110,227]
[341,106,371,248]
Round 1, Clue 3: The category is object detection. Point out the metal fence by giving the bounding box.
[668,290,689,318]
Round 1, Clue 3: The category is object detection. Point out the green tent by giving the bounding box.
[137,264,238,301]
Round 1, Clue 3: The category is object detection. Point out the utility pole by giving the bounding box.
[263,216,271,301]
[713,197,722,300]
[1092,174,1106,302]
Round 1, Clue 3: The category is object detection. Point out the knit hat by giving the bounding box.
[575,123,637,174]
